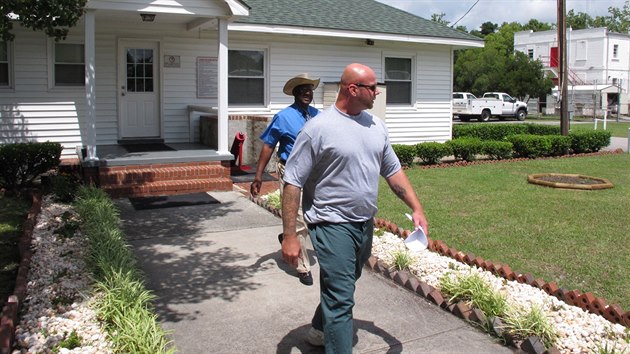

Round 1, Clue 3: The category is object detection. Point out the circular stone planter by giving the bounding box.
[527,173,614,190]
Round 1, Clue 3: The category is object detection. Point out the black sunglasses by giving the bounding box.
[353,83,378,92]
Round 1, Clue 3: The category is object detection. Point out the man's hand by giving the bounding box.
[281,233,301,268]
[250,178,262,197]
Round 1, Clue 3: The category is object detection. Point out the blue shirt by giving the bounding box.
[259,103,319,161]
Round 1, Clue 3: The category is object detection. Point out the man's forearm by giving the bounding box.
[282,183,301,236]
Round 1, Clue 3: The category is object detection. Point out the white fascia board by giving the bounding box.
[86,0,232,16]
[228,23,484,48]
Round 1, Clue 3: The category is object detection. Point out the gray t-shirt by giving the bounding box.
[283,105,401,224]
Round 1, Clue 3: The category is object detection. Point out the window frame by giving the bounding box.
[612,44,619,60]
[527,48,534,60]
[383,55,414,106]
[0,40,14,90]
[227,47,267,107]
[48,39,85,89]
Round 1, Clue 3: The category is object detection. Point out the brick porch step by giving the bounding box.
[98,162,232,198]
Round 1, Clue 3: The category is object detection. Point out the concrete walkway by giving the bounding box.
[115,192,513,353]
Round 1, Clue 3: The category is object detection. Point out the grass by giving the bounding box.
[0,194,30,309]
[527,115,630,138]
[378,153,630,310]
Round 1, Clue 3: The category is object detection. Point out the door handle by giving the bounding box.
[121,85,126,96]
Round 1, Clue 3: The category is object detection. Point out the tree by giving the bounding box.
[454,22,553,99]
[606,0,630,33]
[522,19,553,32]
[431,12,450,26]
[1,0,87,42]
[566,9,593,30]
[480,21,498,36]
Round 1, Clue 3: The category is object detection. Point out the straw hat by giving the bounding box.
[282,73,320,96]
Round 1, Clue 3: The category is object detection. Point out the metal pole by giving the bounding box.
[558,0,569,135]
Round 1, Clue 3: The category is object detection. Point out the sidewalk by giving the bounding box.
[115,192,513,353]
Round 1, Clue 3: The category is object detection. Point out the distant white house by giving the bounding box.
[0,0,482,162]
[514,27,628,116]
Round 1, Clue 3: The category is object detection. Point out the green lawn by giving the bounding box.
[527,115,630,138]
[378,153,630,310]
[0,194,30,309]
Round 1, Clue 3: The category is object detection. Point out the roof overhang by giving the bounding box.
[228,23,483,48]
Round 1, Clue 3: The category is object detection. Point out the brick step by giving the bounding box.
[102,177,232,198]
[99,163,226,186]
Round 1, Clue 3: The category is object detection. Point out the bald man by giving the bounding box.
[281,63,428,352]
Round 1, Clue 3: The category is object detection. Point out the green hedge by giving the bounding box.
[415,142,453,165]
[481,141,513,160]
[0,142,62,193]
[446,137,483,162]
[507,134,572,158]
[453,123,560,140]
[570,130,611,153]
[392,144,416,166]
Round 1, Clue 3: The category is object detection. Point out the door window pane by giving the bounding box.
[228,50,264,105]
[126,48,154,92]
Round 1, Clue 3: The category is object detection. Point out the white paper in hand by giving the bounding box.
[404,213,428,252]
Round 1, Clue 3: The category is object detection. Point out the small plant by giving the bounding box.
[374,228,385,237]
[50,172,81,203]
[264,190,281,210]
[52,295,74,307]
[56,330,82,351]
[54,211,80,239]
[439,271,508,319]
[391,249,413,270]
[596,340,629,354]
[502,304,558,349]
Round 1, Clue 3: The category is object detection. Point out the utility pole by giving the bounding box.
[558,0,569,135]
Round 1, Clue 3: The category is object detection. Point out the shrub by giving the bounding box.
[481,141,513,160]
[446,138,483,162]
[507,134,553,158]
[415,142,452,165]
[570,130,612,154]
[392,144,416,166]
[453,124,559,141]
[549,135,572,156]
[0,142,63,193]
[49,172,81,203]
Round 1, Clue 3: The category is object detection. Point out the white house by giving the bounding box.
[514,27,629,116]
[0,0,482,196]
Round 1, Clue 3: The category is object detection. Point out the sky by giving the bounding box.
[375,0,627,31]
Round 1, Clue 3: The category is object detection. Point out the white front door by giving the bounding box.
[118,40,160,138]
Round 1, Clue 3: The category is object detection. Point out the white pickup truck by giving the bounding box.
[453,92,528,122]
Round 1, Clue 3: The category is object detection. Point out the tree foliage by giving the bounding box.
[1,0,87,42]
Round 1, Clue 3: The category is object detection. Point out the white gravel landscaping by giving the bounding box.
[12,196,113,353]
[372,231,629,353]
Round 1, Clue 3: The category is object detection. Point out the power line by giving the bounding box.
[450,0,481,28]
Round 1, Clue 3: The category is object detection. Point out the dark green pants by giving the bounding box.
[309,219,374,353]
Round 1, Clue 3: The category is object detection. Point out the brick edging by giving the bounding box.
[372,217,630,328]
[0,191,41,353]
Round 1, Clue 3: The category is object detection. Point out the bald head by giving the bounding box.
[340,63,376,86]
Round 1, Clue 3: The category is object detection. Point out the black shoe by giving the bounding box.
[299,271,313,286]
[278,233,283,245]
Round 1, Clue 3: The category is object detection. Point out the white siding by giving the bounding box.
[2,17,458,157]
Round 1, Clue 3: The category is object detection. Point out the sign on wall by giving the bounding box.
[164,55,180,68]
[197,57,218,98]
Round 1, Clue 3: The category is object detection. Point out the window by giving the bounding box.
[54,43,85,86]
[228,49,264,105]
[384,57,412,105]
[613,44,619,59]
[527,48,534,60]
[576,40,587,61]
[0,41,9,87]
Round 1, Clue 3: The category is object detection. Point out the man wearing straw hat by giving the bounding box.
[250,73,320,286]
